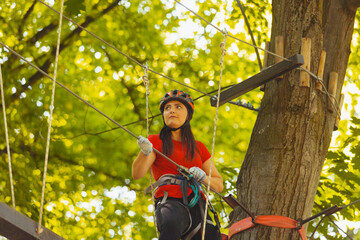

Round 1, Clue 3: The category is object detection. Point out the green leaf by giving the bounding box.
[65,0,86,16]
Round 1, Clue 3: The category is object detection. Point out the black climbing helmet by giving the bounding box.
[159,89,194,114]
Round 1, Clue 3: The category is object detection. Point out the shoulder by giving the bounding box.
[196,140,211,157]
[196,140,207,149]
[148,134,161,144]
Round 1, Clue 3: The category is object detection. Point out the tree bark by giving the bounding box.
[234,1,358,239]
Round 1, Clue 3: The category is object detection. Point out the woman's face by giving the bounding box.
[163,100,188,129]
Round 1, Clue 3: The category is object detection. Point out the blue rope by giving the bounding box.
[187,179,200,208]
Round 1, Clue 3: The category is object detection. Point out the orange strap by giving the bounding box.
[223,215,307,240]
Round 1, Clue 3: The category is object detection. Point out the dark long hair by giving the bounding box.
[159,107,197,160]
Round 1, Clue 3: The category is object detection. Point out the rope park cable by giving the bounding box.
[174,0,343,117]
[35,0,258,112]
[141,65,159,238]
[0,0,357,238]
[202,30,227,239]
[0,65,16,209]
[0,41,228,238]
[37,0,64,234]
[35,0,343,117]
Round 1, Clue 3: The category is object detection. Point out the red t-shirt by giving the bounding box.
[148,134,211,199]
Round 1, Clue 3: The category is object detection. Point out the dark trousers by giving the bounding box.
[155,198,221,240]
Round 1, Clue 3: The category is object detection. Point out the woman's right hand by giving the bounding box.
[133,136,156,180]
[137,135,153,156]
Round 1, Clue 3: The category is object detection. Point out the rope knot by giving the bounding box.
[220,29,227,64]
[220,42,227,56]
[142,64,150,96]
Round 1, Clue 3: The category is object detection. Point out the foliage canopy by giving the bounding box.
[0,0,359,239]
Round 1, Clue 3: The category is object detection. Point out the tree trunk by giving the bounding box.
[234,1,359,239]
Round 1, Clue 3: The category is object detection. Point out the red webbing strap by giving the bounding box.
[298,227,307,240]
[256,215,307,240]
[225,215,307,240]
[255,215,298,228]
[227,217,255,239]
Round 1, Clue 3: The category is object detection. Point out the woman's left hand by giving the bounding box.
[189,167,206,182]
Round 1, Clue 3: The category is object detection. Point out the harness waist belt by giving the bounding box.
[145,174,185,195]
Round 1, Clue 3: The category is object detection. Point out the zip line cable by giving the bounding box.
[173,0,286,62]
[0,41,188,176]
[308,199,360,240]
[7,0,344,188]
[0,44,240,230]
[175,0,343,118]
[51,84,257,141]
[0,45,246,233]
[36,0,210,98]
[38,0,342,118]
[298,66,342,117]
[0,65,16,209]
[326,215,354,240]
[37,0,64,234]
[37,0,259,111]
[1,2,352,236]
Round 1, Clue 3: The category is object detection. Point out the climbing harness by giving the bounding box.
[147,173,222,239]
[146,174,200,208]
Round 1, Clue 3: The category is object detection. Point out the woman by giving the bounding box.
[132,89,223,240]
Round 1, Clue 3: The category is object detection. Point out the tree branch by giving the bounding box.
[344,0,360,11]
[18,0,38,41]
[10,0,122,102]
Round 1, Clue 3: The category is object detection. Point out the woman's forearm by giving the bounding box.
[132,151,155,179]
[203,175,223,193]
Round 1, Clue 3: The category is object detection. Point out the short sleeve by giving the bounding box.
[197,141,211,163]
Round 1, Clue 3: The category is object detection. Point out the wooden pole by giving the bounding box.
[316,50,326,91]
[260,41,270,91]
[300,38,311,87]
[275,36,284,64]
[328,72,338,113]
[275,36,284,79]
[210,54,304,107]
[334,94,344,131]
[0,202,64,240]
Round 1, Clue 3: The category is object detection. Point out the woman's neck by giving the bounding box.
[171,130,182,142]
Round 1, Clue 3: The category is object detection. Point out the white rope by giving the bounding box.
[142,64,159,237]
[37,0,64,234]
[0,64,16,209]
[201,30,227,239]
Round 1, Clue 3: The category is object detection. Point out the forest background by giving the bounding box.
[0,0,359,239]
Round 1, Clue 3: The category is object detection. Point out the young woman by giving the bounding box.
[132,89,223,240]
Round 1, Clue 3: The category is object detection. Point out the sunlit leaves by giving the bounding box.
[314,115,360,239]
[1,0,360,239]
